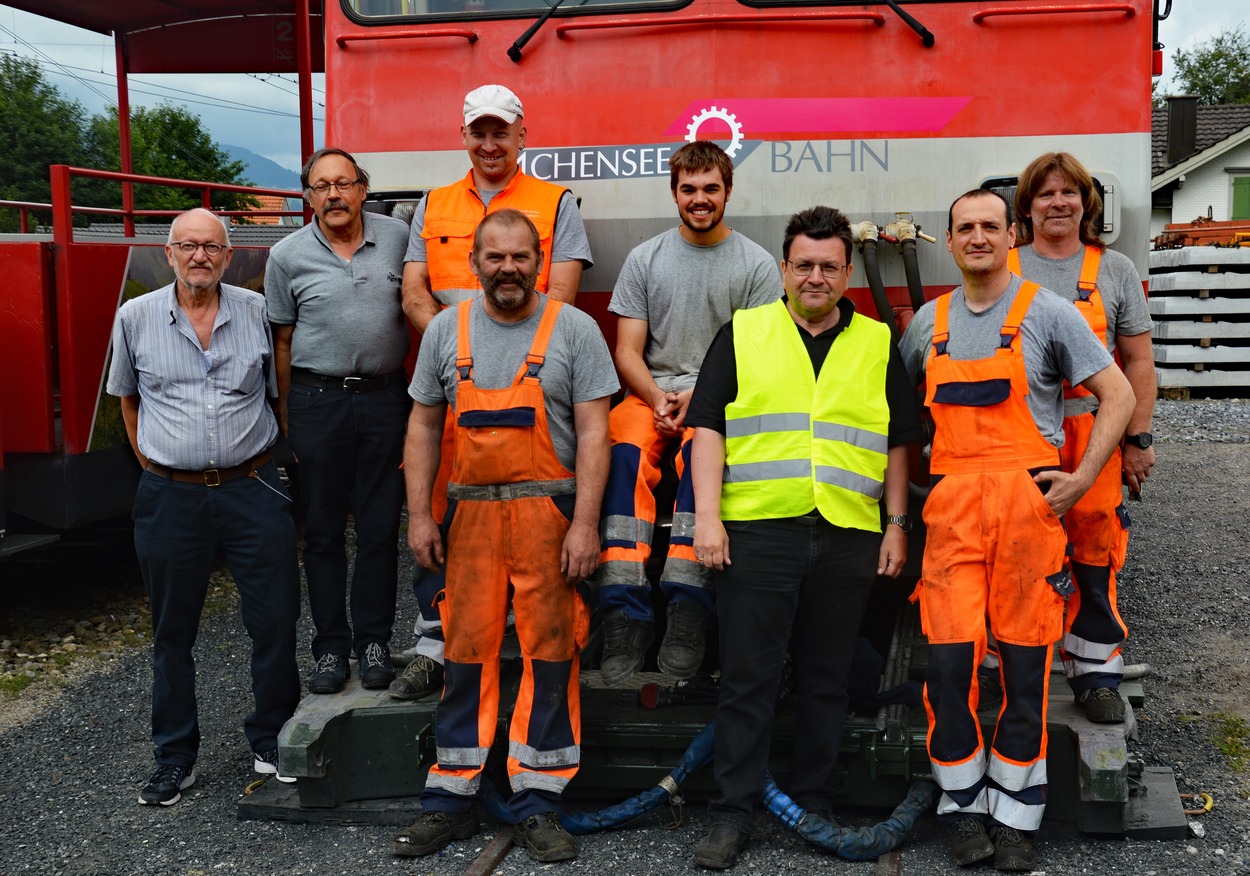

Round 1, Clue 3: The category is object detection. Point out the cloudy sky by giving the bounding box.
[0,2,1243,174]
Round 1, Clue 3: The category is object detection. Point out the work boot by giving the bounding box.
[599,610,654,687]
[950,816,994,866]
[1076,687,1126,723]
[308,653,349,694]
[693,822,750,869]
[359,642,396,690]
[657,600,708,679]
[392,809,479,857]
[389,654,444,700]
[512,811,578,862]
[991,825,1036,872]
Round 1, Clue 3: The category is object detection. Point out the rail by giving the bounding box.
[30,165,303,245]
[335,28,478,47]
[972,3,1135,24]
[555,10,884,37]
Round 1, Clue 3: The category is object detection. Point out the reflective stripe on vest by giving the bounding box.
[423,171,566,306]
[721,299,891,530]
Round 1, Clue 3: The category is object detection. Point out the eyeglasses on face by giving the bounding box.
[786,260,847,279]
[308,179,361,196]
[170,241,228,256]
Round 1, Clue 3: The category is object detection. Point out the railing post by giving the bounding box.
[50,165,74,247]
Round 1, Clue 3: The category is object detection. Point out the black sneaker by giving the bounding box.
[513,811,578,862]
[389,654,444,701]
[693,822,750,869]
[359,642,396,690]
[253,747,296,784]
[138,764,196,806]
[309,653,350,694]
[951,817,995,866]
[392,809,479,857]
[657,600,708,679]
[1076,687,1126,723]
[992,825,1036,872]
[599,610,654,687]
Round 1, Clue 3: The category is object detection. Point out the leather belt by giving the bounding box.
[146,451,272,487]
[290,367,405,393]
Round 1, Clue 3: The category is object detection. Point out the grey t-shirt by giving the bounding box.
[608,227,781,392]
[265,212,411,375]
[403,189,592,266]
[1014,245,1151,350]
[899,274,1114,446]
[409,296,619,471]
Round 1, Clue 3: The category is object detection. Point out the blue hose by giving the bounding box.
[763,775,939,861]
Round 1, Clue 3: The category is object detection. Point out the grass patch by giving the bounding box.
[1212,713,1250,772]
[0,674,35,697]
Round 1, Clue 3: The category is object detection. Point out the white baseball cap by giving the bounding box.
[463,84,524,125]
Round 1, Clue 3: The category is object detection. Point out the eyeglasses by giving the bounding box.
[308,179,361,196]
[786,261,847,280]
[170,241,228,256]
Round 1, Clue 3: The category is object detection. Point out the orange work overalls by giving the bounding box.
[421,299,588,820]
[916,281,1070,832]
[1008,247,1129,694]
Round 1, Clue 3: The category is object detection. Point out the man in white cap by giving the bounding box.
[391,84,592,702]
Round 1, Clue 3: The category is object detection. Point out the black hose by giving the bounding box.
[900,238,926,312]
[860,238,901,341]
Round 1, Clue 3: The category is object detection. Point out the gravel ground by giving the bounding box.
[1,398,1247,876]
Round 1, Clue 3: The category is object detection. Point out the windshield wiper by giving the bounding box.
[509,0,571,62]
[884,0,935,48]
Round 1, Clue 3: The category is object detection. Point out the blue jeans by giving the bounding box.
[287,379,409,658]
[132,462,301,766]
[708,515,879,831]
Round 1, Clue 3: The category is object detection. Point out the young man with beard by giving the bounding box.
[392,210,616,863]
[597,141,780,686]
[1008,152,1155,723]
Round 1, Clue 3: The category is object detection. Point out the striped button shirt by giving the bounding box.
[106,282,279,469]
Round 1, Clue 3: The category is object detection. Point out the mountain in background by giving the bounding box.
[224,144,300,190]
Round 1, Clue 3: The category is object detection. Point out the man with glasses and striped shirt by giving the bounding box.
[109,208,302,805]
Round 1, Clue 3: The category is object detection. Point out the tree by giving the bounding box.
[83,103,258,217]
[1170,24,1250,106]
[0,56,89,231]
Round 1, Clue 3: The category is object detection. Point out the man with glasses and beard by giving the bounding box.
[392,209,616,863]
[266,147,412,694]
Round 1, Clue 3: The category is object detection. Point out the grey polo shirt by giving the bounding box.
[107,282,279,470]
[266,211,411,376]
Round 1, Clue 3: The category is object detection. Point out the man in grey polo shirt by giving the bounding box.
[266,147,412,694]
[109,207,301,806]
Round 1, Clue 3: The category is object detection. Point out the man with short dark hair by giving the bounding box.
[390,84,593,703]
[596,140,780,686]
[392,209,616,863]
[109,208,301,806]
[687,206,919,869]
[1009,152,1155,723]
[899,189,1134,871]
[267,147,412,694]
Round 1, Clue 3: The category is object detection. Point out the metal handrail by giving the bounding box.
[336,28,478,47]
[556,9,884,37]
[973,3,1135,24]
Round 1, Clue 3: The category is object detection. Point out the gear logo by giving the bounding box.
[684,106,744,158]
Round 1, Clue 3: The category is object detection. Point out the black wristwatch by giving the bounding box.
[1124,432,1153,449]
[886,514,912,532]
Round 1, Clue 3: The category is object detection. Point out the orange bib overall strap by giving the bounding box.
[924,282,1059,474]
[1008,246,1107,401]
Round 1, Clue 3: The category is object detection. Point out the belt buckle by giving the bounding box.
[203,469,222,487]
[342,376,366,392]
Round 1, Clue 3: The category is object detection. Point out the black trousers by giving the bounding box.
[708,515,878,832]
